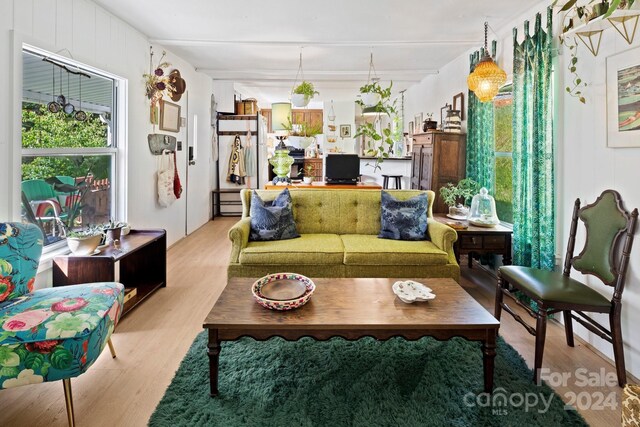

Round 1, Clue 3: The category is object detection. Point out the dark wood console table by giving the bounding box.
[53,229,166,316]
[433,214,513,267]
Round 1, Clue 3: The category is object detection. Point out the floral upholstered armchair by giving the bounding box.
[0,222,124,426]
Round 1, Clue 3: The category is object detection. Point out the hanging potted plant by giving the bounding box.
[354,80,398,171]
[360,82,382,107]
[291,81,319,108]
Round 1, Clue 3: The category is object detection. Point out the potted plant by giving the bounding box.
[359,81,384,107]
[301,163,315,184]
[291,81,319,108]
[100,219,128,243]
[65,228,104,256]
[355,81,398,171]
[439,178,480,219]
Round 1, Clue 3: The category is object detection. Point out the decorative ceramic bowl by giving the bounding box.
[252,273,316,311]
[392,280,436,304]
[66,234,102,256]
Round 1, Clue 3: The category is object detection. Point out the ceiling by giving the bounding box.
[93,0,541,105]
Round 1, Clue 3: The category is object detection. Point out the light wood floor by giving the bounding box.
[0,218,626,426]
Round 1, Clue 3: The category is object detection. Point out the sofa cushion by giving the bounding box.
[240,234,344,265]
[249,189,299,241]
[341,234,448,266]
[378,191,429,241]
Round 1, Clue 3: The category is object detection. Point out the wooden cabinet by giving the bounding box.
[261,109,323,133]
[411,131,466,214]
[52,229,166,317]
[303,158,323,180]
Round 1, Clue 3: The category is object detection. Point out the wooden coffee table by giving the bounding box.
[203,277,499,396]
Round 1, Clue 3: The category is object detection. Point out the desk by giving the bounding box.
[264,181,382,190]
[433,214,513,267]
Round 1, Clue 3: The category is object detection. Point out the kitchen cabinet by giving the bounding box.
[261,109,323,133]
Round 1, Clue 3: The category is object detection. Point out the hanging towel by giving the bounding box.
[244,123,255,176]
[227,135,246,185]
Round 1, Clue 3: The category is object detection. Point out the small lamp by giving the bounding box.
[467,22,507,102]
[270,102,294,184]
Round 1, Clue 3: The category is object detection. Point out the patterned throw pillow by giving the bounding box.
[378,191,429,241]
[249,189,300,241]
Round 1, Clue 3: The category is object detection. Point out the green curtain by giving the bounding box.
[512,9,555,270]
[466,44,496,191]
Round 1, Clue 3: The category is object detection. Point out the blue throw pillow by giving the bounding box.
[249,188,300,241]
[378,191,429,241]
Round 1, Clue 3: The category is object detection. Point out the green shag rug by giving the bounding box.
[149,332,586,426]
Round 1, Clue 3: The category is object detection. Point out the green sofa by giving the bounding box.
[227,189,459,281]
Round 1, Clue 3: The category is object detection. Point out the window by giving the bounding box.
[493,85,513,224]
[21,47,119,247]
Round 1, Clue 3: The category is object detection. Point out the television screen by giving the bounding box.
[325,154,360,184]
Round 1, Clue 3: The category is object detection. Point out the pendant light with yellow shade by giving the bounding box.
[467,22,507,102]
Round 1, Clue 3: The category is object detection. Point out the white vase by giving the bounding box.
[361,92,381,107]
[303,177,313,184]
[291,94,310,107]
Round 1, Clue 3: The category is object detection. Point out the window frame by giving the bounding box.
[493,84,514,226]
[17,43,127,253]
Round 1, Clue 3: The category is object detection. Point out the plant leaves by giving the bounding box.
[603,0,621,19]
[560,0,578,12]
[50,347,73,370]
[24,352,45,371]
[579,96,586,103]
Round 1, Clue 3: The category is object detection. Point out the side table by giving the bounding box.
[52,229,166,317]
[433,214,513,267]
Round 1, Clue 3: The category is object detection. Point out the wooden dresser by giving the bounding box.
[411,131,466,213]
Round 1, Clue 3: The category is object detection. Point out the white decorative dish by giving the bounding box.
[392,280,436,304]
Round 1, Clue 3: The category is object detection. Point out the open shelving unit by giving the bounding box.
[213,112,260,217]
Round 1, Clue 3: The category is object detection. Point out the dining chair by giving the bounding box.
[495,189,638,386]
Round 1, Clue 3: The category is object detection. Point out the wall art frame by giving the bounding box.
[340,124,352,138]
[606,46,640,148]
[160,100,181,133]
[453,92,465,120]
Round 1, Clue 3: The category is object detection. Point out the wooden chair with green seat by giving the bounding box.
[495,189,638,386]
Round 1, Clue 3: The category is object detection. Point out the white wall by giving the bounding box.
[404,0,640,379]
[323,100,356,154]
[0,0,215,250]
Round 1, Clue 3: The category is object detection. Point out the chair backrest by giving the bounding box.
[0,222,44,302]
[565,190,638,294]
[21,179,57,201]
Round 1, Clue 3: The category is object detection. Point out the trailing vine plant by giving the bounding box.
[565,38,587,104]
[554,0,637,103]
[354,81,398,171]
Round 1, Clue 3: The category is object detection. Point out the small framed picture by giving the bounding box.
[414,113,423,133]
[340,124,351,138]
[160,100,181,133]
[453,92,465,120]
[409,121,414,136]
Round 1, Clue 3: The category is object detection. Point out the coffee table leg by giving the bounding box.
[482,329,497,392]
[207,329,221,396]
